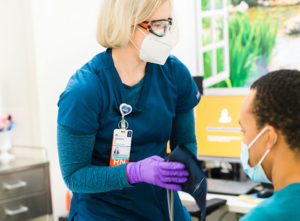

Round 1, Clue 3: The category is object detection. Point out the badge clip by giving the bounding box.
[118,103,132,130]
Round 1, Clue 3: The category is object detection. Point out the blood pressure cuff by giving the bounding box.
[166,145,207,221]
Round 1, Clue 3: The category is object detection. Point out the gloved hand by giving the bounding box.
[126,155,189,190]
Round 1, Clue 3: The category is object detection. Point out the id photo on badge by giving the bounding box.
[113,146,120,155]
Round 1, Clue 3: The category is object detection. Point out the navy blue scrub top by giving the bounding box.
[58,49,201,221]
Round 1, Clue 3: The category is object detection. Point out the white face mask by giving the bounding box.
[131,28,178,65]
[240,127,277,183]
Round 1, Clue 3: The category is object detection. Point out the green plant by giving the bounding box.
[253,14,279,62]
[202,46,225,81]
[206,12,278,88]
[228,13,259,87]
[231,0,259,7]
[202,0,210,10]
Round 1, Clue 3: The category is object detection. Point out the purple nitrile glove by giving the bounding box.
[126,155,189,190]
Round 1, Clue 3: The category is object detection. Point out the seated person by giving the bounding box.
[239,69,300,220]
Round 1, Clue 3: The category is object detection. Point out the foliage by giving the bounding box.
[230,0,259,7]
[205,12,279,88]
[228,13,259,87]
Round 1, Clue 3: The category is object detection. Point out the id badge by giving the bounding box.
[109,129,133,166]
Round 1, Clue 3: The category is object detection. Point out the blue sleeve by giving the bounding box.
[239,198,278,221]
[57,69,102,134]
[57,124,132,193]
[183,206,192,221]
[240,208,272,221]
[171,57,201,113]
[170,109,197,156]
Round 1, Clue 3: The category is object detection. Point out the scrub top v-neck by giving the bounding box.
[110,51,152,112]
[57,48,201,221]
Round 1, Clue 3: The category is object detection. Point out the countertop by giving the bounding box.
[0,145,48,173]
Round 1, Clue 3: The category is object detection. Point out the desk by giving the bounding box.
[179,192,263,214]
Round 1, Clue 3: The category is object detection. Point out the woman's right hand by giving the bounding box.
[126,155,189,190]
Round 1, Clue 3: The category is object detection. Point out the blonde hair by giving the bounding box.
[96,0,172,48]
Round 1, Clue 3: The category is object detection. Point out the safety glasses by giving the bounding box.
[138,18,173,37]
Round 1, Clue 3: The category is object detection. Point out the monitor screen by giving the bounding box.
[195,96,245,162]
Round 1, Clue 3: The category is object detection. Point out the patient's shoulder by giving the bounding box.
[240,205,273,221]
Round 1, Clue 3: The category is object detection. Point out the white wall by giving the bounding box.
[0,0,40,146]
[173,0,198,76]
[1,0,197,220]
[30,0,103,219]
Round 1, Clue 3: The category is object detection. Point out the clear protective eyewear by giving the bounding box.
[138,18,173,37]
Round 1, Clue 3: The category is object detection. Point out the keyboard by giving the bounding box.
[207,178,259,196]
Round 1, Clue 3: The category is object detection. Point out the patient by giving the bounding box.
[239,69,300,220]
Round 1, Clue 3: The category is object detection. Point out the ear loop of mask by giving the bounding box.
[130,38,139,51]
[255,133,277,168]
[248,127,269,149]
[129,27,147,52]
[256,148,270,166]
[249,127,278,167]
[273,134,278,145]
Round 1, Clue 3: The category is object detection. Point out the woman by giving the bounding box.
[57,0,201,220]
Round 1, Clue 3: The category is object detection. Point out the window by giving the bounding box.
[195,0,230,88]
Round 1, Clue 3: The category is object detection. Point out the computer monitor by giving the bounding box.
[195,94,246,163]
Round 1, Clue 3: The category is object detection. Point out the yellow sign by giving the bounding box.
[195,96,245,158]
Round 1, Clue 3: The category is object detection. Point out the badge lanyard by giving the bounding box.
[109,103,133,167]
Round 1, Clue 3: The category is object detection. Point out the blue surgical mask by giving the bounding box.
[240,127,276,184]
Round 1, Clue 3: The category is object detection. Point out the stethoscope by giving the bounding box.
[167,189,174,221]
[120,103,175,220]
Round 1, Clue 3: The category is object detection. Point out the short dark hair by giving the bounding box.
[250,69,300,151]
